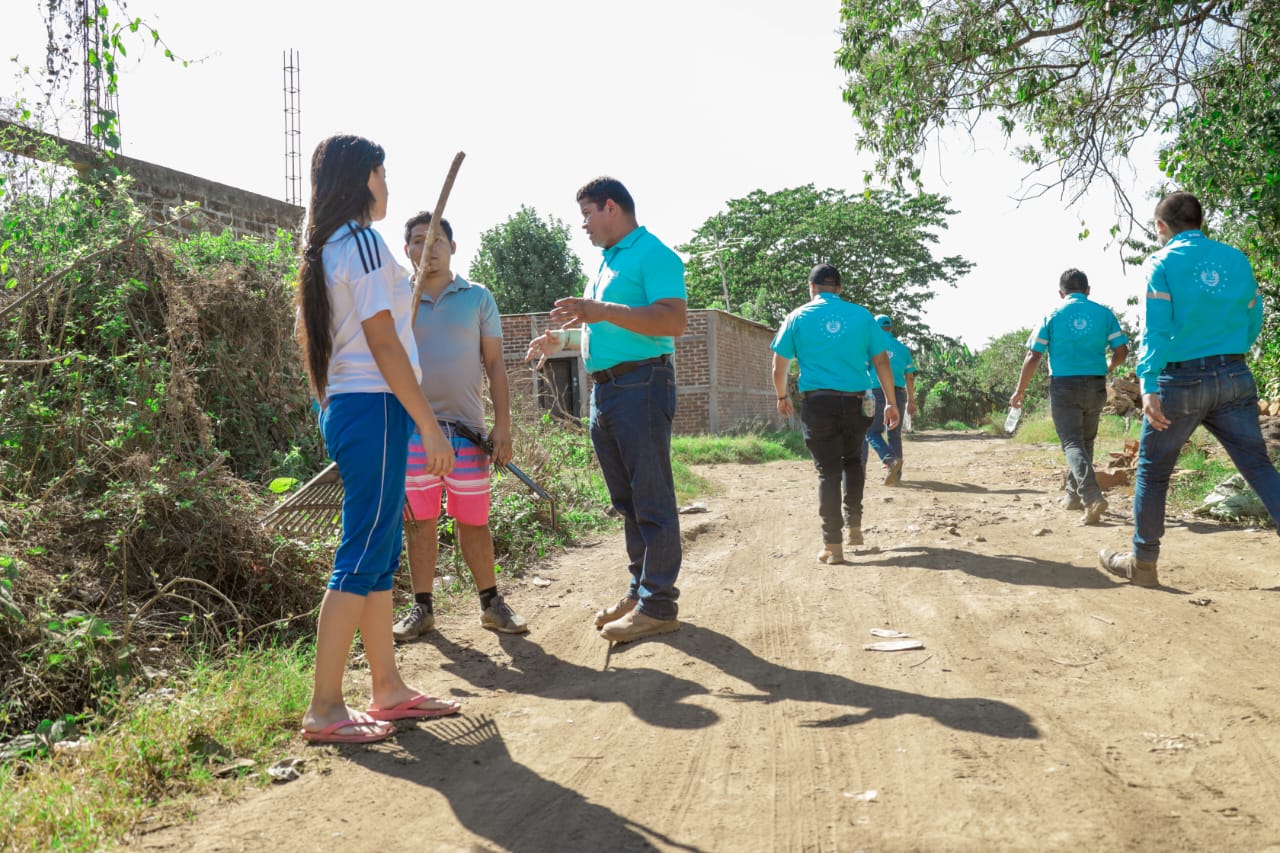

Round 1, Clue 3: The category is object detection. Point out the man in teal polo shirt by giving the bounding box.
[862,313,918,486]
[772,264,899,564]
[525,176,687,643]
[1010,268,1128,526]
[1101,192,1280,586]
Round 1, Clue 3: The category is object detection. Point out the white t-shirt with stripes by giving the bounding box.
[322,221,421,397]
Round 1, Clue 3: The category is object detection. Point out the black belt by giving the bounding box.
[590,354,670,384]
[1166,354,1245,370]
[801,389,869,400]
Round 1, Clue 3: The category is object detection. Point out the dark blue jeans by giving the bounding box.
[1133,358,1280,563]
[801,394,874,544]
[1049,376,1108,505]
[589,361,682,620]
[863,385,904,465]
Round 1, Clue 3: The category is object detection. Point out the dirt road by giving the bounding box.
[136,431,1280,852]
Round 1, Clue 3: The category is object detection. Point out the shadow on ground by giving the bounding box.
[356,714,707,853]
[423,629,718,730]
[896,479,1039,495]
[613,624,1040,740]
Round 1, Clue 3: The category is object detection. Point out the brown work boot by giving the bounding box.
[593,594,638,629]
[817,543,844,564]
[599,609,679,643]
[1099,549,1159,587]
[1080,498,1109,526]
[883,458,903,486]
[1059,494,1084,511]
[844,528,863,547]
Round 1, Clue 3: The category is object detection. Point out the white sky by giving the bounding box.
[3,0,1162,346]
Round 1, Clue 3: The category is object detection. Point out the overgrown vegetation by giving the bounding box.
[0,148,637,849]
[0,147,611,744]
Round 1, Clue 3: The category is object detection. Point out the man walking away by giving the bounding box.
[772,264,898,565]
[863,313,918,486]
[1010,268,1128,526]
[1100,192,1280,586]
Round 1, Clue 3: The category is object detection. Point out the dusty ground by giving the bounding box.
[134,431,1280,853]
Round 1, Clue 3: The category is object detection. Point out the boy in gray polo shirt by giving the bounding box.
[393,212,528,640]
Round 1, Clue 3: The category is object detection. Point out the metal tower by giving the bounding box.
[283,50,302,205]
[81,1,119,147]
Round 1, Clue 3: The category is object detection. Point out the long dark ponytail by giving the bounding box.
[296,134,386,398]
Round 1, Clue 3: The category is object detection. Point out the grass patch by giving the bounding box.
[669,430,806,504]
[0,643,312,852]
[671,431,806,465]
[941,420,974,431]
[1168,440,1243,509]
[1009,412,1261,511]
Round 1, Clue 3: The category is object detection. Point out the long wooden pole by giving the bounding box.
[411,151,466,323]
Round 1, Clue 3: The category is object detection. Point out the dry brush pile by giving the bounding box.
[0,178,331,738]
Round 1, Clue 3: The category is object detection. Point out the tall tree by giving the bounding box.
[836,0,1280,391]
[677,185,973,342]
[835,1,1267,215]
[468,206,586,314]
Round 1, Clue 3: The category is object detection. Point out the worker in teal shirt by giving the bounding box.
[525,176,687,643]
[862,314,918,486]
[1010,268,1128,526]
[1101,192,1280,587]
[771,264,898,565]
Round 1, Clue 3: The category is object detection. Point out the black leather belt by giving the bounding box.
[590,354,670,384]
[1166,354,1245,370]
[801,389,868,400]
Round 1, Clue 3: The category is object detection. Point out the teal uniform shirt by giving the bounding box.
[1137,230,1263,394]
[866,334,917,387]
[772,293,889,392]
[582,226,686,373]
[1026,293,1128,377]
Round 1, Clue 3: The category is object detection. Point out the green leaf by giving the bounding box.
[268,477,299,494]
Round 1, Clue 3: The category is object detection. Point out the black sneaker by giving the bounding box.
[392,603,435,642]
[481,595,529,634]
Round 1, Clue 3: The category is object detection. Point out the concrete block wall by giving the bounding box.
[0,120,303,242]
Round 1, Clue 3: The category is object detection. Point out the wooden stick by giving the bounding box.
[411,151,466,323]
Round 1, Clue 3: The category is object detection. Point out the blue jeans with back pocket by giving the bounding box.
[1133,358,1280,562]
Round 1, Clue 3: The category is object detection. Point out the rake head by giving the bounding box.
[260,462,343,537]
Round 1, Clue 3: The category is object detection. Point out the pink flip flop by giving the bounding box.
[366,694,462,721]
[301,718,396,744]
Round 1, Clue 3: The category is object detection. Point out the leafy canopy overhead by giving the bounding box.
[836,0,1266,220]
[676,185,972,343]
[468,205,586,315]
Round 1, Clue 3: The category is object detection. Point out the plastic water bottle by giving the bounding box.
[903,410,913,433]
[863,392,876,418]
[1004,406,1022,434]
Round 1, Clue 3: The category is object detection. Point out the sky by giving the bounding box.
[2,0,1164,347]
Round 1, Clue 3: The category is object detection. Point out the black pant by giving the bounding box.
[800,395,873,544]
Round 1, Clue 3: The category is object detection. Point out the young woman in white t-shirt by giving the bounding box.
[295,134,461,743]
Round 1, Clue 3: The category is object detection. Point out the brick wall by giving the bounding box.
[499,309,783,435]
[706,312,785,432]
[0,120,302,241]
